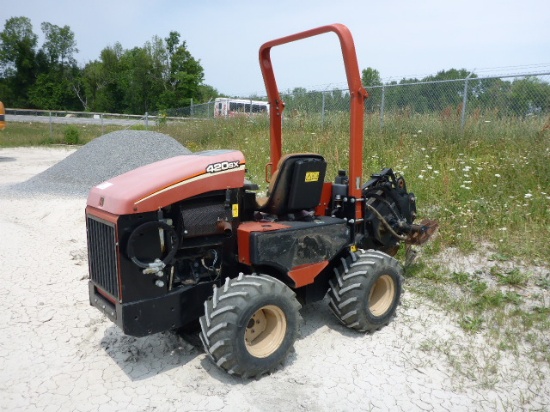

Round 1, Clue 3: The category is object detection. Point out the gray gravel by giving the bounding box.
[12,130,191,196]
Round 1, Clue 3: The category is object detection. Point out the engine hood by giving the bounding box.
[87,150,246,215]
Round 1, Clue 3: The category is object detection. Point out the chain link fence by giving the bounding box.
[5,72,549,136]
[275,72,550,129]
[158,72,550,128]
[367,72,550,129]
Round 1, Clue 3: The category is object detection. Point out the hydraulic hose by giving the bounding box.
[126,221,179,269]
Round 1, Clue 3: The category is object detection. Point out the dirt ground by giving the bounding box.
[1,147,548,411]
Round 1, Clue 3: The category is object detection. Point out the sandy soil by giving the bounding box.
[0,147,548,411]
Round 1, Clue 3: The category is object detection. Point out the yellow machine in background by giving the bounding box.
[0,101,5,130]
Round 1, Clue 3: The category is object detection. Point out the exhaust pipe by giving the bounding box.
[217,220,233,237]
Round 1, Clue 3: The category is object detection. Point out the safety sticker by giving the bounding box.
[305,171,320,182]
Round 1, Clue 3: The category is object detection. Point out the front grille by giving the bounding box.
[87,216,119,299]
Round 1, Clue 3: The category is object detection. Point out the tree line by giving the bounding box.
[0,16,218,114]
[2,16,549,117]
[282,68,550,118]
[362,68,550,117]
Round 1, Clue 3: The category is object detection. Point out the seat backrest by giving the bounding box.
[259,153,327,216]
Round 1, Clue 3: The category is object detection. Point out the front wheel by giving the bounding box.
[199,274,301,378]
[328,249,403,332]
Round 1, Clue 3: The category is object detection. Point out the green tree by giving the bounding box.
[79,44,125,113]
[40,22,78,70]
[362,67,382,87]
[284,87,322,115]
[362,67,382,113]
[28,22,80,110]
[0,16,38,106]
[82,33,205,114]
[77,60,104,111]
[469,77,511,115]
[158,31,204,109]
[382,77,423,114]
[508,77,550,116]
[197,84,219,102]
[97,44,125,113]
[421,69,474,113]
[380,69,476,115]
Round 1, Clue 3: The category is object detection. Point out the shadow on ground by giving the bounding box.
[100,326,200,381]
[99,295,369,382]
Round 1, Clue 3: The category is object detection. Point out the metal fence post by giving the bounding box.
[49,111,53,139]
[461,72,473,130]
[380,85,386,128]
[321,91,326,127]
[145,112,149,129]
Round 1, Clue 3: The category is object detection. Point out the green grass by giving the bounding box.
[405,260,550,386]
[0,121,121,146]
[170,113,550,266]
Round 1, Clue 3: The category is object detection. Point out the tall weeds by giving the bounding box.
[167,112,550,264]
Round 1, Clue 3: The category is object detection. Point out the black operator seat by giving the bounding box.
[256,153,327,218]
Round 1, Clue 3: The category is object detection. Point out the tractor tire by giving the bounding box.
[328,249,403,332]
[199,273,301,378]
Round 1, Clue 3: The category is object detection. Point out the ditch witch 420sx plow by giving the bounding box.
[86,24,437,378]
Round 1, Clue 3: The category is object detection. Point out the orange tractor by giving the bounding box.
[86,24,436,377]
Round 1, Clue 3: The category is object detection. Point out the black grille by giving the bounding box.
[180,202,226,237]
[87,216,119,299]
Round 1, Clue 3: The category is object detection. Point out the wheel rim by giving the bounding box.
[368,275,395,316]
[244,305,287,358]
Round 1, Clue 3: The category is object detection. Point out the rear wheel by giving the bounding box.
[199,274,301,378]
[328,249,403,332]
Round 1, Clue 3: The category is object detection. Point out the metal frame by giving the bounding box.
[259,23,369,200]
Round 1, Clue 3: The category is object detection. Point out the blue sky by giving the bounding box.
[3,0,550,97]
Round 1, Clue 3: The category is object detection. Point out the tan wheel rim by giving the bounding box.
[368,275,395,316]
[244,305,287,358]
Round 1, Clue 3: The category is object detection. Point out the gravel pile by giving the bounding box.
[13,130,191,196]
